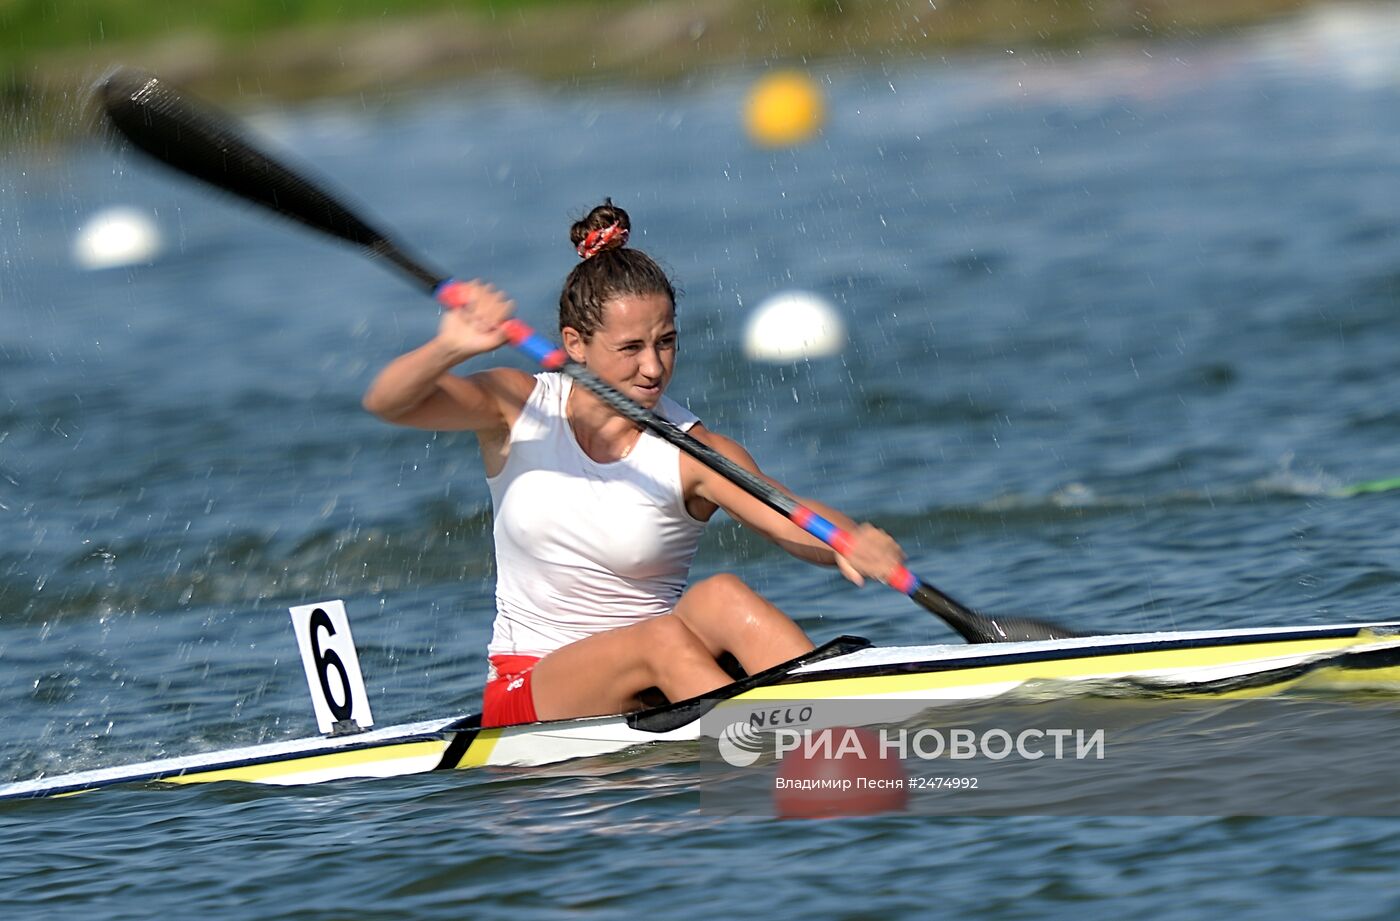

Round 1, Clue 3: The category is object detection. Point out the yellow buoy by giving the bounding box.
[744,70,825,148]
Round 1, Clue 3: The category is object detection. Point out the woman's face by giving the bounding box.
[563,292,677,409]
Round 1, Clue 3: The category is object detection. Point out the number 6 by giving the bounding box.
[309,608,353,722]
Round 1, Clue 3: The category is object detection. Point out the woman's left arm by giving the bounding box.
[682,426,905,587]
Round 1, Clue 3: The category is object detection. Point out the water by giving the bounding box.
[5,3,1400,917]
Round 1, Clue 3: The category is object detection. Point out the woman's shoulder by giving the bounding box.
[685,423,746,458]
[464,367,542,404]
[656,393,700,431]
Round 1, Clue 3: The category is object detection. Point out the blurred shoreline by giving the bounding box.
[3,0,1320,143]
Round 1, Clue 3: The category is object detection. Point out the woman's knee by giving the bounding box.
[687,572,755,606]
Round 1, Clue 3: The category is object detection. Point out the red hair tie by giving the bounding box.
[576,221,629,259]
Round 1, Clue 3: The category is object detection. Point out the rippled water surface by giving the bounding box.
[5,5,1400,918]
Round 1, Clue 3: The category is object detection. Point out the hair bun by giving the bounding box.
[571,199,631,259]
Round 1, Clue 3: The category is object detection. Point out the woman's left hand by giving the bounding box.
[834,523,905,587]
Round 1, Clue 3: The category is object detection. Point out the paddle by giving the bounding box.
[94,66,1079,644]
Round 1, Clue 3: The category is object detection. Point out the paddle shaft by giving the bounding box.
[95,67,1077,643]
[443,277,1036,641]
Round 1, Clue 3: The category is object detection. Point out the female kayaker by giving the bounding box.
[364,200,906,726]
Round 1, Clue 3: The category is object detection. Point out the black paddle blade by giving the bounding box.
[94,66,443,292]
[962,614,1082,643]
[912,584,1080,642]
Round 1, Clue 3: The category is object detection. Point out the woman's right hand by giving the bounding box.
[435,279,515,359]
[834,523,906,588]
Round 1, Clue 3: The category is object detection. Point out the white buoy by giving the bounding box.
[72,207,162,270]
[742,290,847,362]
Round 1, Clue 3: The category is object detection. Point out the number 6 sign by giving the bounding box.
[289,600,374,734]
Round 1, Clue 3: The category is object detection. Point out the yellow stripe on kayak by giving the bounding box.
[1136,660,1400,700]
[163,739,449,786]
[737,634,1394,701]
[454,728,503,769]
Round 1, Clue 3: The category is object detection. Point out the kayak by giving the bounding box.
[5,619,1399,801]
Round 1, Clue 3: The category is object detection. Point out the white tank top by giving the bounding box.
[485,372,708,658]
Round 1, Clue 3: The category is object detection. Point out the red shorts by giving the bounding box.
[482,654,541,727]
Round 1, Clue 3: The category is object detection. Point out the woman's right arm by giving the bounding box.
[361,280,519,431]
